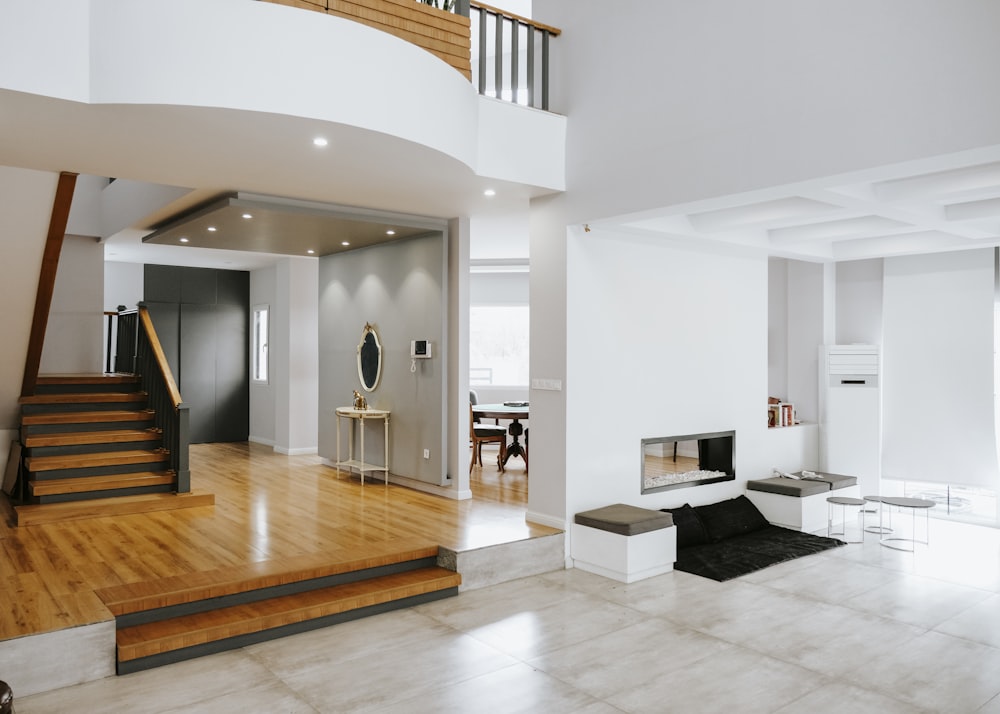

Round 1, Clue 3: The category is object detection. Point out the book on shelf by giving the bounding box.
[767,402,796,427]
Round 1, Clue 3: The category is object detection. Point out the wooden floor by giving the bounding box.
[0,441,549,641]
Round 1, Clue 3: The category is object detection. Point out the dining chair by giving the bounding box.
[470,404,507,473]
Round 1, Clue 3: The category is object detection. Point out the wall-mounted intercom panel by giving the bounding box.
[410,340,432,358]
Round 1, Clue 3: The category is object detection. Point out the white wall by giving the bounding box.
[276,258,319,455]
[836,259,884,345]
[40,236,105,375]
[249,265,277,446]
[767,258,788,401]
[535,0,1000,224]
[785,260,824,423]
[564,230,770,521]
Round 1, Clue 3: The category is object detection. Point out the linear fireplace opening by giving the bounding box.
[641,430,735,494]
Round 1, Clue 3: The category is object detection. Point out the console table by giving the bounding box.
[335,407,390,485]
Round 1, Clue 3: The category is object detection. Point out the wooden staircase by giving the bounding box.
[94,541,462,674]
[14,375,213,526]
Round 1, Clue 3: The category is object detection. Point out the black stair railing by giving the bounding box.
[113,308,138,374]
[118,305,190,493]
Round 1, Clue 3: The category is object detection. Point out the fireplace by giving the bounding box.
[641,430,735,494]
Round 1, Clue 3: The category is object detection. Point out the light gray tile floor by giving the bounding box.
[17,518,1000,713]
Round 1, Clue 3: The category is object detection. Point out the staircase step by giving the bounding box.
[96,542,443,617]
[20,392,147,406]
[24,428,162,449]
[21,409,155,427]
[25,449,169,473]
[36,374,139,386]
[14,490,215,526]
[114,567,461,666]
[29,471,176,497]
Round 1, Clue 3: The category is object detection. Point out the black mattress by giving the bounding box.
[673,524,845,582]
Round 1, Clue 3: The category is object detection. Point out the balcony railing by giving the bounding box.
[465,2,560,111]
[259,0,560,111]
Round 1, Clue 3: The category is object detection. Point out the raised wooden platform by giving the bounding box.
[14,490,215,526]
[96,541,459,673]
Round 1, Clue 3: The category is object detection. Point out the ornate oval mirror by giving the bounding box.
[357,323,382,392]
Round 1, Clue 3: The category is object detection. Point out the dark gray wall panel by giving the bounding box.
[179,304,218,443]
[144,265,181,303]
[216,270,249,307]
[180,267,218,305]
[214,304,249,442]
[143,302,180,380]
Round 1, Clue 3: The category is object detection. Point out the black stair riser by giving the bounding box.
[21,402,147,415]
[30,461,169,481]
[115,556,442,628]
[116,586,459,675]
[27,440,162,458]
[35,484,175,504]
[21,421,155,436]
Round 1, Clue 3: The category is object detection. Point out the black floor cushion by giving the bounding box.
[673,525,845,582]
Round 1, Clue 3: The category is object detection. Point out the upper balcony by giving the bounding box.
[0,0,565,215]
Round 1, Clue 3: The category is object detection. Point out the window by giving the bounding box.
[469,305,529,386]
[252,305,269,383]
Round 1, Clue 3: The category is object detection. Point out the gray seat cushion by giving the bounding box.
[575,503,673,535]
[746,472,858,497]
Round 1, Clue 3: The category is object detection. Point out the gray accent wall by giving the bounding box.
[318,233,448,485]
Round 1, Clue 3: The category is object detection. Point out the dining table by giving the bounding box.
[471,402,528,472]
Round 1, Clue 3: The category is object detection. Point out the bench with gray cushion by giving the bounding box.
[572,504,676,583]
[744,471,861,532]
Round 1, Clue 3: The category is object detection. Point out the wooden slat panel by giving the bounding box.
[327,7,471,61]
[30,472,176,497]
[115,567,460,662]
[265,0,327,12]
[96,540,440,615]
[14,491,215,527]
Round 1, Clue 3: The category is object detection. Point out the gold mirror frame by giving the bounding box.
[357,323,383,392]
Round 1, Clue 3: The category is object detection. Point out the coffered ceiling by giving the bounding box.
[618,154,1000,263]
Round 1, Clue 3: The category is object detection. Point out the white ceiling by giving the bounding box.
[5,87,1000,268]
[615,149,1000,263]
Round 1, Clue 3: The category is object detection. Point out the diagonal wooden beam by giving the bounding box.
[21,171,78,398]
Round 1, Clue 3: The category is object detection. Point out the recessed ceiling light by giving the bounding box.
[341,241,350,246]
[484,189,496,197]
[313,137,328,147]
[242,213,252,219]
[207,226,217,232]
[179,237,189,243]
[307,249,315,255]
[386,229,396,236]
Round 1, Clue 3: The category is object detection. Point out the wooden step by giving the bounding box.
[19,391,147,405]
[25,449,169,473]
[115,567,461,664]
[24,428,162,449]
[37,374,139,386]
[96,542,443,616]
[14,490,215,526]
[21,409,155,426]
[29,471,176,497]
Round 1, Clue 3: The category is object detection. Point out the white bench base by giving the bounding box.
[571,523,676,583]
[745,485,860,533]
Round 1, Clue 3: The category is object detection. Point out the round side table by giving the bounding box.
[827,496,865,543]
[879,497,935,551]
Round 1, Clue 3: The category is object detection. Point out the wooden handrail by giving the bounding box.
[138,307,183,409]
[21,171,78,397]
[470,1,561,35]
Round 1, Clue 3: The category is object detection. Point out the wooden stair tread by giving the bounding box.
[14,490,215,527]
[21,409,155,426]
[26,449,169,472]
[30,471,176,496]
[95,540,442,615]
[115,567,461,662]
[20,392,147,405]
[24,428,162,448]
[36,374,139,385]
